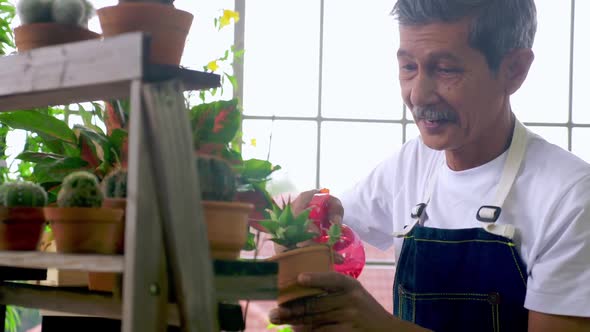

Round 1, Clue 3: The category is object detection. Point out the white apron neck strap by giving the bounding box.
[392,155,443,238]
[477,119,528,239]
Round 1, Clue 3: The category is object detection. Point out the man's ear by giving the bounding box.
[500,48,534,95]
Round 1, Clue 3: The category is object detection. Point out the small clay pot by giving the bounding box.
[0,207,45,251]
[203,201,253,260]
[102,198,126,254]
[269,245,333,305]
[97,3,193,65]
[44,207,124,254]
[14,23,100,52]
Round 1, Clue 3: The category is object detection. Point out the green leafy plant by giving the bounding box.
[5,306,21,332]
[57,171,103,207]
[0,107,127,202]
[0,181,47,207]
[267,323,293,332]
[101,168,127,199]
[16,0,94,26]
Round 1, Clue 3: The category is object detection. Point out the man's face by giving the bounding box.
[397,19,507,151]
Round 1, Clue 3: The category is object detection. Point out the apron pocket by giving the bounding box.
[397,285,501,332]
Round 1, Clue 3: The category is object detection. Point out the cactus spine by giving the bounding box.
[196,155,237,202]
[101,169,127,199]
[0,181,47,207]
[57,171,103,207]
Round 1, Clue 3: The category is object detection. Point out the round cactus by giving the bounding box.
[52,0,87,26]
[196,155,237,202]
[0,181,47,207]
[57,171,103,208]
[17,0,53,24]
[101,168,127,199]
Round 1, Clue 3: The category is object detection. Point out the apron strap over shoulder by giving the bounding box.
[476,119,528,239]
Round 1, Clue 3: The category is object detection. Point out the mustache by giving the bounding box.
[413,107,459,123]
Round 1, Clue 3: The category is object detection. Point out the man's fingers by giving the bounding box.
[298,271,357,293]
[328,196,344,224]
[292,189,320,214]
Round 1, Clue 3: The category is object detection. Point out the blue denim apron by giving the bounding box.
[393,120,529,332]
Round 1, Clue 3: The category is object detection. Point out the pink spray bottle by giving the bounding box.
[307,189,366,278]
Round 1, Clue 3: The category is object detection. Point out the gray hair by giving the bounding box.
[392,0,537,71]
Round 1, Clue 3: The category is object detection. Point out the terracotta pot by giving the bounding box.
[14,23,100,52]
[88,271,120,293]
[102,198,126,254]
[0,207,45,251]
[97,3,193,66]
[203,201,254,260]
[269,245,333,305]
[44,207,124,254]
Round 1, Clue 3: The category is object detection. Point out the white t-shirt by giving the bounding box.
[341,129,590,317]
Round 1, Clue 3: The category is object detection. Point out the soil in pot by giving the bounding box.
[97,3,193,66]
[44,207,124,254]
[0,207,45,251]
[14,23,100,52]
[269,245,334,305]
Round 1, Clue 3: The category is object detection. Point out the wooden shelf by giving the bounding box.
[0,32,220,112]
[0,260,277,326]
[0,252,123,273]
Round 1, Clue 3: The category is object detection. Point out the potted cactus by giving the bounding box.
[259,201,341,305]
[197,154,253,260]
[96,0,193,66]
[44,171,123,254]
[14,0,100,52]
[0,181,47,250]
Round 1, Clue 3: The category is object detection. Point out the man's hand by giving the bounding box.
[529,311,590,332]
[269,272,430,331]
[291,189,344,226]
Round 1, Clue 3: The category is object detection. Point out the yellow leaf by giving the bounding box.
[207,60,219,72]
[219,9,240,29]
[250,138,257,147]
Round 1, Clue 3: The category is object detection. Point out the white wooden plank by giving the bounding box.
[122,80,168,332]
[0,282,183,326]
[0,82,130,112]
[0,33,145,99]
[142,80,218,332]
[0,252,123,272]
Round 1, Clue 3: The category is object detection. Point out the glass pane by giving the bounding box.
[572,128,590,162]
[242,120,317,194]
[405,123,420,142]
[573,1,590,123]
[527,126,569,151]
[243,0,320,117]
[322,0,403,120]
[511,0,570,123]
[320,122,402,196]
[243,266,396,329]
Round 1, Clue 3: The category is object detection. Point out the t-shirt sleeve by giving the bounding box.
[524,175,590,317]
[339,153,399,251]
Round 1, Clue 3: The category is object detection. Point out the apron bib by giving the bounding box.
[392,120,529,332]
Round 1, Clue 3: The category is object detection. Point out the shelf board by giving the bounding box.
[0,32,220,112]
[0,252,123,273]
[0,259,278,325]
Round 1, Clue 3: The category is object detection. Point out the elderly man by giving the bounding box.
[269,0,590,331]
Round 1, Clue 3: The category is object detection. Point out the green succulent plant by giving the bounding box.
[0,181,47,207]
[57,171,103,207]
[101,168,127,199]
[196,155,237,201]
[258,201,342,251]
[17,0,94,26]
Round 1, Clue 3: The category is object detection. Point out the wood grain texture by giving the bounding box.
[121,80,169,332]
[142,80,218,332]
[0,252,123,272]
